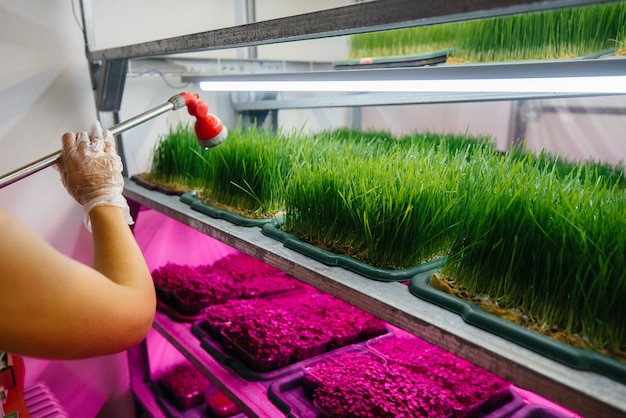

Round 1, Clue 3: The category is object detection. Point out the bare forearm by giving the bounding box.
[89,206,153,292]
[0,206,156,358]
[89,205,156,344]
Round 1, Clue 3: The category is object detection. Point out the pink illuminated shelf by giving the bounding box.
[133,380,168,418]
[151,310,283,418]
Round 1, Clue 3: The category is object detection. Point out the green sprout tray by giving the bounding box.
[408,270,626,383]
[333,48,455,70]
[268,370,524,418]
[130,174,188,196]
[261,221,444,282]
[180,192,279,227]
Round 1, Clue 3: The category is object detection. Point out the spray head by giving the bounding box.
[181,92,228,148]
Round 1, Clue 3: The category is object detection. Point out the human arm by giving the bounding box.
[0,206,155,359]
[0,125,155,359]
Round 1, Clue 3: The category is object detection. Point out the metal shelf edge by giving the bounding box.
[88,0,617,61]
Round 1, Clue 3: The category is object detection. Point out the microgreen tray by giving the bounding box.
[190,320,318,382]
[190,319,392,382]
[152,383,246,418]
[205,384,243,418]
[159,382,205,411]
[180,192,278,227]
[268,370,524,418]
[408,270,626,383]
[270,343,524,418]
[152,382,208,418]
[261,221,445,281]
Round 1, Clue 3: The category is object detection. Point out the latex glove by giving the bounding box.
[55,121,133,231]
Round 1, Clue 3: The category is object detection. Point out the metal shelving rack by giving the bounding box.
[123,180,626,418]
[80,1,626,417]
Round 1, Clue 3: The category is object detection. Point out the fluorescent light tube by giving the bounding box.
[199,76,626,94]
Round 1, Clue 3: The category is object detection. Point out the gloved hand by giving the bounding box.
[55,121,133,231]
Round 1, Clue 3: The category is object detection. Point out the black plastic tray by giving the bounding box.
[152,379,246,418]
[408,270,626,383]
[157,300,203,323]
[155,278,302,323]
[191,320,392,382]
[151,382,208,418]
[261,221,445,281]
[268,352,525,418]
[332,48,455,70]
[180,192,278,227]
[509,404,575,418]
[130,174,188,196]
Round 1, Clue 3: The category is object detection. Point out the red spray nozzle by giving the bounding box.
[181,92,228,148]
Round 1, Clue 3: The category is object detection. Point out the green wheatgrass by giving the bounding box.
[149,123,626,353]
[194,126,300,217]
[347,3,626,62]
[283,131,486,269]
[348,22,461,58]
[148,122,210,189]
[457,3,626,62]
[509,145,626,188]
[444,150,626,352]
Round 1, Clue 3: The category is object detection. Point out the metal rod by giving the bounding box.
[0,94,186,190]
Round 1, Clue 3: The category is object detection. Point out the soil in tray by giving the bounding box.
[193,190,283,220]
[132,173,191,195]
[430,272,626,363]
[285,228,443,271]
[133,173,279,220]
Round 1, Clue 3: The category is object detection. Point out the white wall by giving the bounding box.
[0,1,95,254]
[520,96,626,167]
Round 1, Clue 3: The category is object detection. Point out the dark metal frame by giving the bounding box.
[81,0,617,116]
